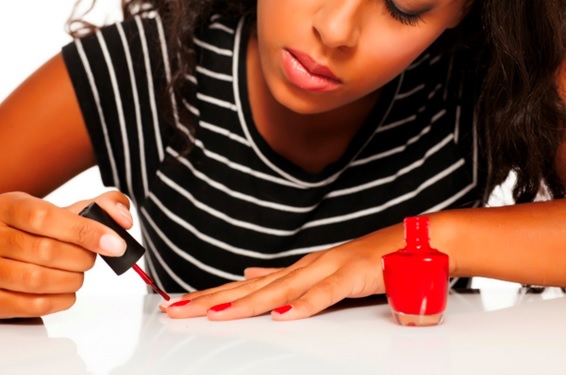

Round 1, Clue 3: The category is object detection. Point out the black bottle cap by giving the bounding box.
[78,202,145,275]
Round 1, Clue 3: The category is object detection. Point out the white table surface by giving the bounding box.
[1,288,565,375]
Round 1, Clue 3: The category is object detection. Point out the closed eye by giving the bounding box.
[384,0,424,26]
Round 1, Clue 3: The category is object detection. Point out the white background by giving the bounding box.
[0,1,517,297]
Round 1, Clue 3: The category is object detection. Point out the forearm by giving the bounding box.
[429,199,566,286]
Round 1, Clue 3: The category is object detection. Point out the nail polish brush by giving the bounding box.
[79,202,170,301]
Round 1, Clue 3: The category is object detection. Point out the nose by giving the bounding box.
[312,0,362,49]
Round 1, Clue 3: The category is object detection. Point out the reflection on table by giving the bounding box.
[1,287,565,375]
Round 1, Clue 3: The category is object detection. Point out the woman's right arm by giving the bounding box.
[0,52,95,196]
[0,53,131,318]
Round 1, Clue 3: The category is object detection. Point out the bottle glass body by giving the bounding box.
[381,216,448,326]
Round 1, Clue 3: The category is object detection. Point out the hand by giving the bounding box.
[0,190,132,319]
[162,226,404,321]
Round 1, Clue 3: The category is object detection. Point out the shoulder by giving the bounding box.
[61,14,170,96]
[62,14,166,62]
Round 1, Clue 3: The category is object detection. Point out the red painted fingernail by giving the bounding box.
[273,305,293,315]
[209,302,232,312]
[169,299,191,308]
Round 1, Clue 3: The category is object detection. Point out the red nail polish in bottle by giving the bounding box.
[381,216,448,326]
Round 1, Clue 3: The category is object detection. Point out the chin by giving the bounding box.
[272,86,339,115]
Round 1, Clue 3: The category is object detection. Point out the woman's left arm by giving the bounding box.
[162,199,566,320]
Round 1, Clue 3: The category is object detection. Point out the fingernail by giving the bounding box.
[209,302,232,312]
[160,297,181,309]
[273,305,293,315]
[116,203,133,224]
[168,299,191,308]
[99,234,127,256]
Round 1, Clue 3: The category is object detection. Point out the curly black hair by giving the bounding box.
[479,0,566,202]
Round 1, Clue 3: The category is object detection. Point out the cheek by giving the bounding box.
[256,4,310,78]
[256,0,326,47]
[352,28,446,92]
[349,40,422,92]
[257,0,309,40]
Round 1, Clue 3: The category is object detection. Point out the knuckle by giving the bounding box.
[21,267,45,292]
[297,298,317,314]
[2,227,24,251]
[27,296,54,316]
[267,272,303,300]
[274,282,298,302]
[239,279,264,294]
[32,237,57,264]
[317,275,344,305]
[4,191,30,207]
[101,190,129,204]
[26,205,51,232]
[2,192,28,217]
[246,302,265,318]
[195,292,219,306]
[302,251,321,262]
[28,294,75,316]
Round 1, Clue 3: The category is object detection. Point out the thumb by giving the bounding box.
[67,190,133,230]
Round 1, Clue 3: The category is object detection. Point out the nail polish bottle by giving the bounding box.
[381,216,448,326]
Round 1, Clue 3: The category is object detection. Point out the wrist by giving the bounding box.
[428,210,462,277]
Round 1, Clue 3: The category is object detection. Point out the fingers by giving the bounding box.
[163,272,286,317]
[0,289,76,319]
[163,246,384,322]
[0,191,127,257]
[0,226,95,271]
[243,267,283,279]
[163,250,322,310]
[270,270,353,321]
[165,257,338,320]
[206,266,348,321]
[0,190,133,318]
[162,253,324,316]
[0,257,85,294]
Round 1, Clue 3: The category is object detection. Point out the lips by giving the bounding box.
[287,49,340,82]
[282,48,342,92]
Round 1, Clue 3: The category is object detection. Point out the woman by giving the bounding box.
[0,0,565,320]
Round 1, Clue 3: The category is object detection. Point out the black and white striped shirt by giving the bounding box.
[62,13,484,292]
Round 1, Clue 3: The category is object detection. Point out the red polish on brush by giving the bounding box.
[79,202,170,301]
[132,264,170,301]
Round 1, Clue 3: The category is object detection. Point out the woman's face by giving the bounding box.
[255,0,470,114]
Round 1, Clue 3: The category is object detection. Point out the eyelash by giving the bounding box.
[384,0,423,26]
